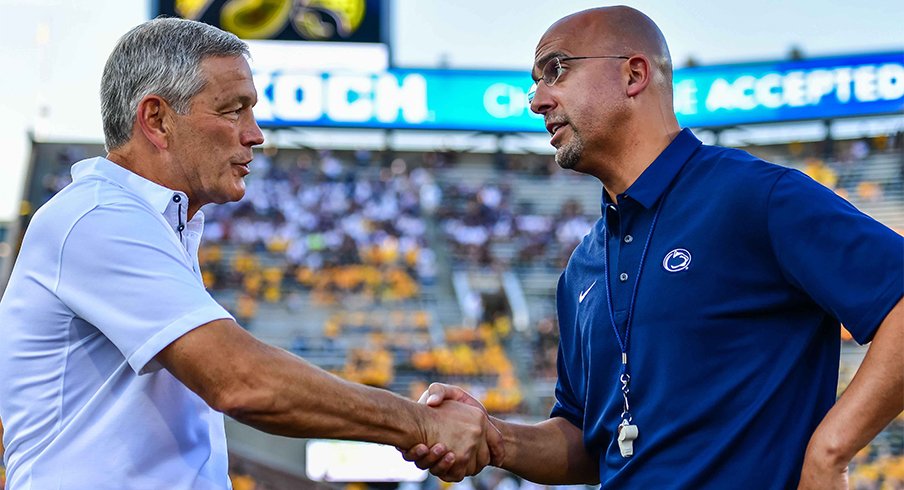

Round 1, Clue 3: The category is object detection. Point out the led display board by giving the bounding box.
[253,51,903,132]
[673,51,903,127]
[253,68,541,132]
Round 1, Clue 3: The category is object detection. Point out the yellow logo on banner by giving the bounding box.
[293,0,366,40]
[221,0,294,39]
[175,0,215,20]
[219,0,365,40]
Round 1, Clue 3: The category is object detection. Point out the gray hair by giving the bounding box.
[101,17,248,151]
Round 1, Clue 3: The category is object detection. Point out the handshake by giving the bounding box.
[398,383,505,482]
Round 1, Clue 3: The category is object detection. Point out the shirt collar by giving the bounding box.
[606,128,703,209]
[70,156,200,233]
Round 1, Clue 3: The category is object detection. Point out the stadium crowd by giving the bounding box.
[11,132,904,489]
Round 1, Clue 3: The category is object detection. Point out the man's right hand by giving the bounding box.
[405,385,599,485]
[404,384,505,480]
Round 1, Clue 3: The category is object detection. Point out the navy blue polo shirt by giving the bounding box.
[551,128,903,489]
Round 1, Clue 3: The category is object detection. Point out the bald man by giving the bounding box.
[403,6,903,489]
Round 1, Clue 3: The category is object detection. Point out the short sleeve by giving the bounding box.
[550,342,585,429]
[549,274,586,428]
[57,202,233,374]
[767,169,904,344]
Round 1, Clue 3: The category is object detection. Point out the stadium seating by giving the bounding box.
[21,135,904,485]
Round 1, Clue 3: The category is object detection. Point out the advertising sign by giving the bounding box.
[155,0,385,43]
[253,52,903,132]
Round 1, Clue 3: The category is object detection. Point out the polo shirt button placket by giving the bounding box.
[173,194,185,238]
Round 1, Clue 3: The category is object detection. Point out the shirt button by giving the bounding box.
[619,272,629,282]
[177,224,185,232]
[173,195,181,203]
[624,235,633,243]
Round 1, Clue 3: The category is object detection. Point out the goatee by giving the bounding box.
[555,132,584,170]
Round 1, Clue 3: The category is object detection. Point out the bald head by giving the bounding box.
[530,6,681,186]
[541,6,673,94]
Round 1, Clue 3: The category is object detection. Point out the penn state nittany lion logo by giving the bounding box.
[662,248,692,272]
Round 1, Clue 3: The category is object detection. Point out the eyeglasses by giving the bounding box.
[528,55,630,103]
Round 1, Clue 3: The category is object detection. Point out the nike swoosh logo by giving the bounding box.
[579,280,597,303]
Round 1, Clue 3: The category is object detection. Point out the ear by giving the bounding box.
[135,95,172,150]
[625,55,652,98]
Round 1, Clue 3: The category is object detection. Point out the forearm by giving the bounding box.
[227,343,424,448]
[494,416,599,485]
[227,343,496,478]
[159,319,426,449]
[806,298,904,468]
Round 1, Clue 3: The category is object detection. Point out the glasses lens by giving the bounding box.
[543,58,562,86]
[527,82,537,103]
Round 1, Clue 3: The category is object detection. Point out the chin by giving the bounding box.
[555,143,583,170]
[232,180,247,197]
[215,187,246,205]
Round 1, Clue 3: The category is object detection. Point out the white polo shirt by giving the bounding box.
[0,157,234,489]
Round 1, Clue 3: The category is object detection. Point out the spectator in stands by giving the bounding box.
[533,317,559,379]
[0,18,500,488]
[405,6,902,488]
[851,138,871,162]
[513,204,553,265]
[554,199,593,265]
[802,155,838,189]
[841,138,873,193]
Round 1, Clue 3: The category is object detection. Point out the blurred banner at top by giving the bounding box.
[156,0,386,43]
[251,52,903,132]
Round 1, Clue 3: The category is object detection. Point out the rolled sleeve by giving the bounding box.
[57,202,233,374]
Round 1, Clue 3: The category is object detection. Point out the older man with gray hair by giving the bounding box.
[0,18,501,489]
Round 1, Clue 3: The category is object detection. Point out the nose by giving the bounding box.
[242,113,265,147]
[529,81,555,115]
